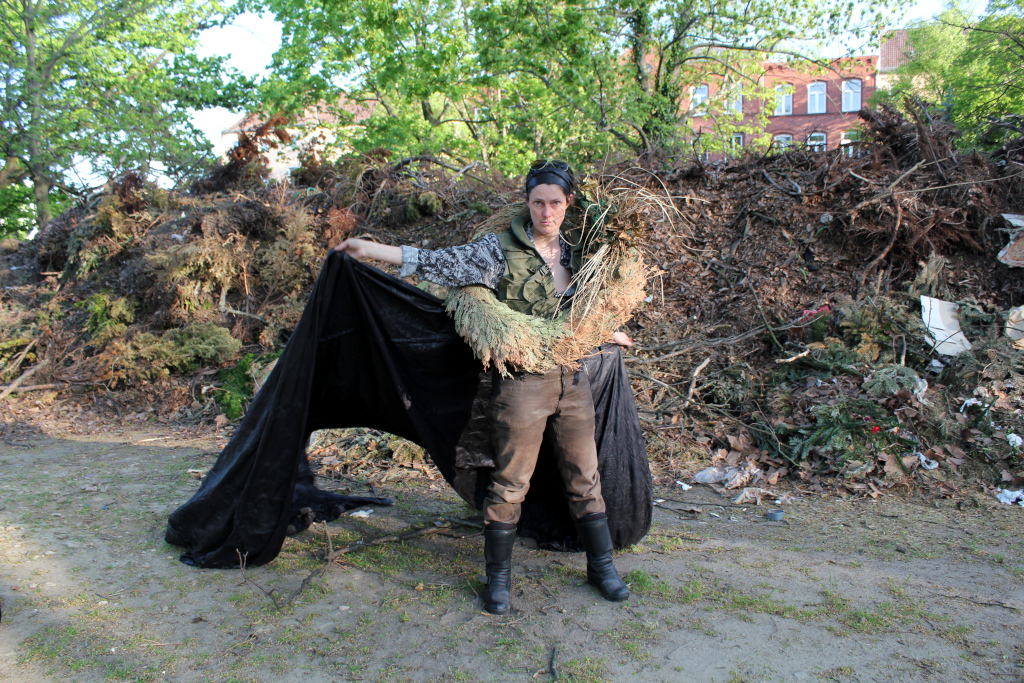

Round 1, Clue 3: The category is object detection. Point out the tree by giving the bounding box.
[251,0,903,171]
[881,0,1024,148]
[0,0,252,227]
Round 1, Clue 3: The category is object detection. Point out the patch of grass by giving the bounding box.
[485,634,543,671]
[820,665,855,680]
[603,618,659,661]
[21,622,155,682]
[560,656,609,683]
[837,596,945,634]
[726,589,804,619]
[623,570,712,605]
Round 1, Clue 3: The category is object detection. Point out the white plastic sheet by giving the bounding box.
[921,296,972,356]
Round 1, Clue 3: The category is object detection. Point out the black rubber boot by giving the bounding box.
[576,515,629,602]
[483,526,516,615]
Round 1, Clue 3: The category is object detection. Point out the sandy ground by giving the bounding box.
[2,418,1024,683]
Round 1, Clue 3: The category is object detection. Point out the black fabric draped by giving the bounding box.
[165,253,652,568]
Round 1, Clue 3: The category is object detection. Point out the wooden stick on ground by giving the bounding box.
[238,522,468,611]
[0,338,37,380]
[0,360,49,401]
[683,358,711,408]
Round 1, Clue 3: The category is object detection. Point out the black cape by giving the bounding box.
[165,253,652,568]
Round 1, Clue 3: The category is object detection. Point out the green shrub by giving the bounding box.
[77,293,136,343]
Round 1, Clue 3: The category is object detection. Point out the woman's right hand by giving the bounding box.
[333,238,404,265]
[334,238,371,259]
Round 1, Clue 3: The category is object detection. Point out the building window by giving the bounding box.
[691,84,709,115]
[841,129,862,157]
[807,132,827,152]
[807,82,827,114]
[730,133,744,154]
[842,79,862,112]
[774,84,792,116]
[725,88,743,115]
[774,134,793,149]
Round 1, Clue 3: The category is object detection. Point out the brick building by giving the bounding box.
[688,55,879,154]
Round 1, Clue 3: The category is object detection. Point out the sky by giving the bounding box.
[190,0,982,157]
[192,12,282,156]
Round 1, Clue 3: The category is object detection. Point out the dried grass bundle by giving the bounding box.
[448,187,656,374]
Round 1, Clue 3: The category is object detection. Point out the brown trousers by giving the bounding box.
[483,366,606,525]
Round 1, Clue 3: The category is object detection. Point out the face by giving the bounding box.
[526,184,573,239]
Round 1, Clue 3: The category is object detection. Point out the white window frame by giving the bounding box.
[841,129,862,157]
[807,132,827,152]
[807,81,827,114]
[774,84,792,116]
[691,83,709,115]
[725,88,743,115]
[842,79,862,112]
[731,133,744,149]
[774,134,793,149]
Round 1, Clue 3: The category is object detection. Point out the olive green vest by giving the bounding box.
[494,202,600,319]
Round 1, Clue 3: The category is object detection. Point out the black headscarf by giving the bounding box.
[525,161,575,197]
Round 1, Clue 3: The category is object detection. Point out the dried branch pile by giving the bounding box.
[2,105,1023,499]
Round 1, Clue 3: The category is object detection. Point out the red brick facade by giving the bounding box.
[689,56,878,153]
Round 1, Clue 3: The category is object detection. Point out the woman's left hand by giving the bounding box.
[610,331,633,347]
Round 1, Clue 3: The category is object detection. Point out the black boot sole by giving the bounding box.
[588,577,629,602]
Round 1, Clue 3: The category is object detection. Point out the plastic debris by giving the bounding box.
[693,467,727,484]
[1006,306,1024,340]
[913,378,930,404]
[693,464,763,490]
[676,480,692,490]
[996,489,1024,506]
[960,398,982,412]
[1008,433,1023,448]
[921,296,972,356]
[917,452,939,470]
[733,487,779,505]
[349,508,374,518]
[996,214,1024,267]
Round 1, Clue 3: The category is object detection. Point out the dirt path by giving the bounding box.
[2,420,1024,683]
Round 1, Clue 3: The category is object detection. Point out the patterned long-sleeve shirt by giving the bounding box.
[398,229,573,291]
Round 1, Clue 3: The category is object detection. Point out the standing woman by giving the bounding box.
[335,160,631,614]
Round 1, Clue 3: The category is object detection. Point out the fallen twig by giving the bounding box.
[850,160,925,213]
[775,349,810,364]
[224,635,257,652]
[746,280,783,351]
[0,383,66,394]
[238,522,464,611]
[0,360,49,401]
[0,338,36,380]
[683,357,711,408]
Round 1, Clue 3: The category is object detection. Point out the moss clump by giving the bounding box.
[214,353,254,420]
[404,191,444,221]
[77,292,136,344]
[164,322,242,370]
[103,321,241,386]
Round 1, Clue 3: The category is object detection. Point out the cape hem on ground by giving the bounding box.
[165,253,652,568]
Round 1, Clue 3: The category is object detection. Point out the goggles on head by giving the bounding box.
[525,159,575,195]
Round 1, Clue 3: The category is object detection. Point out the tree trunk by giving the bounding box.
[0,157,25,189]
[32,173,51,228]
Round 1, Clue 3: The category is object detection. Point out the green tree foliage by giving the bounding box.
[0,0,252,227]
[882,0,1024,148]
[251,0,902,171]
